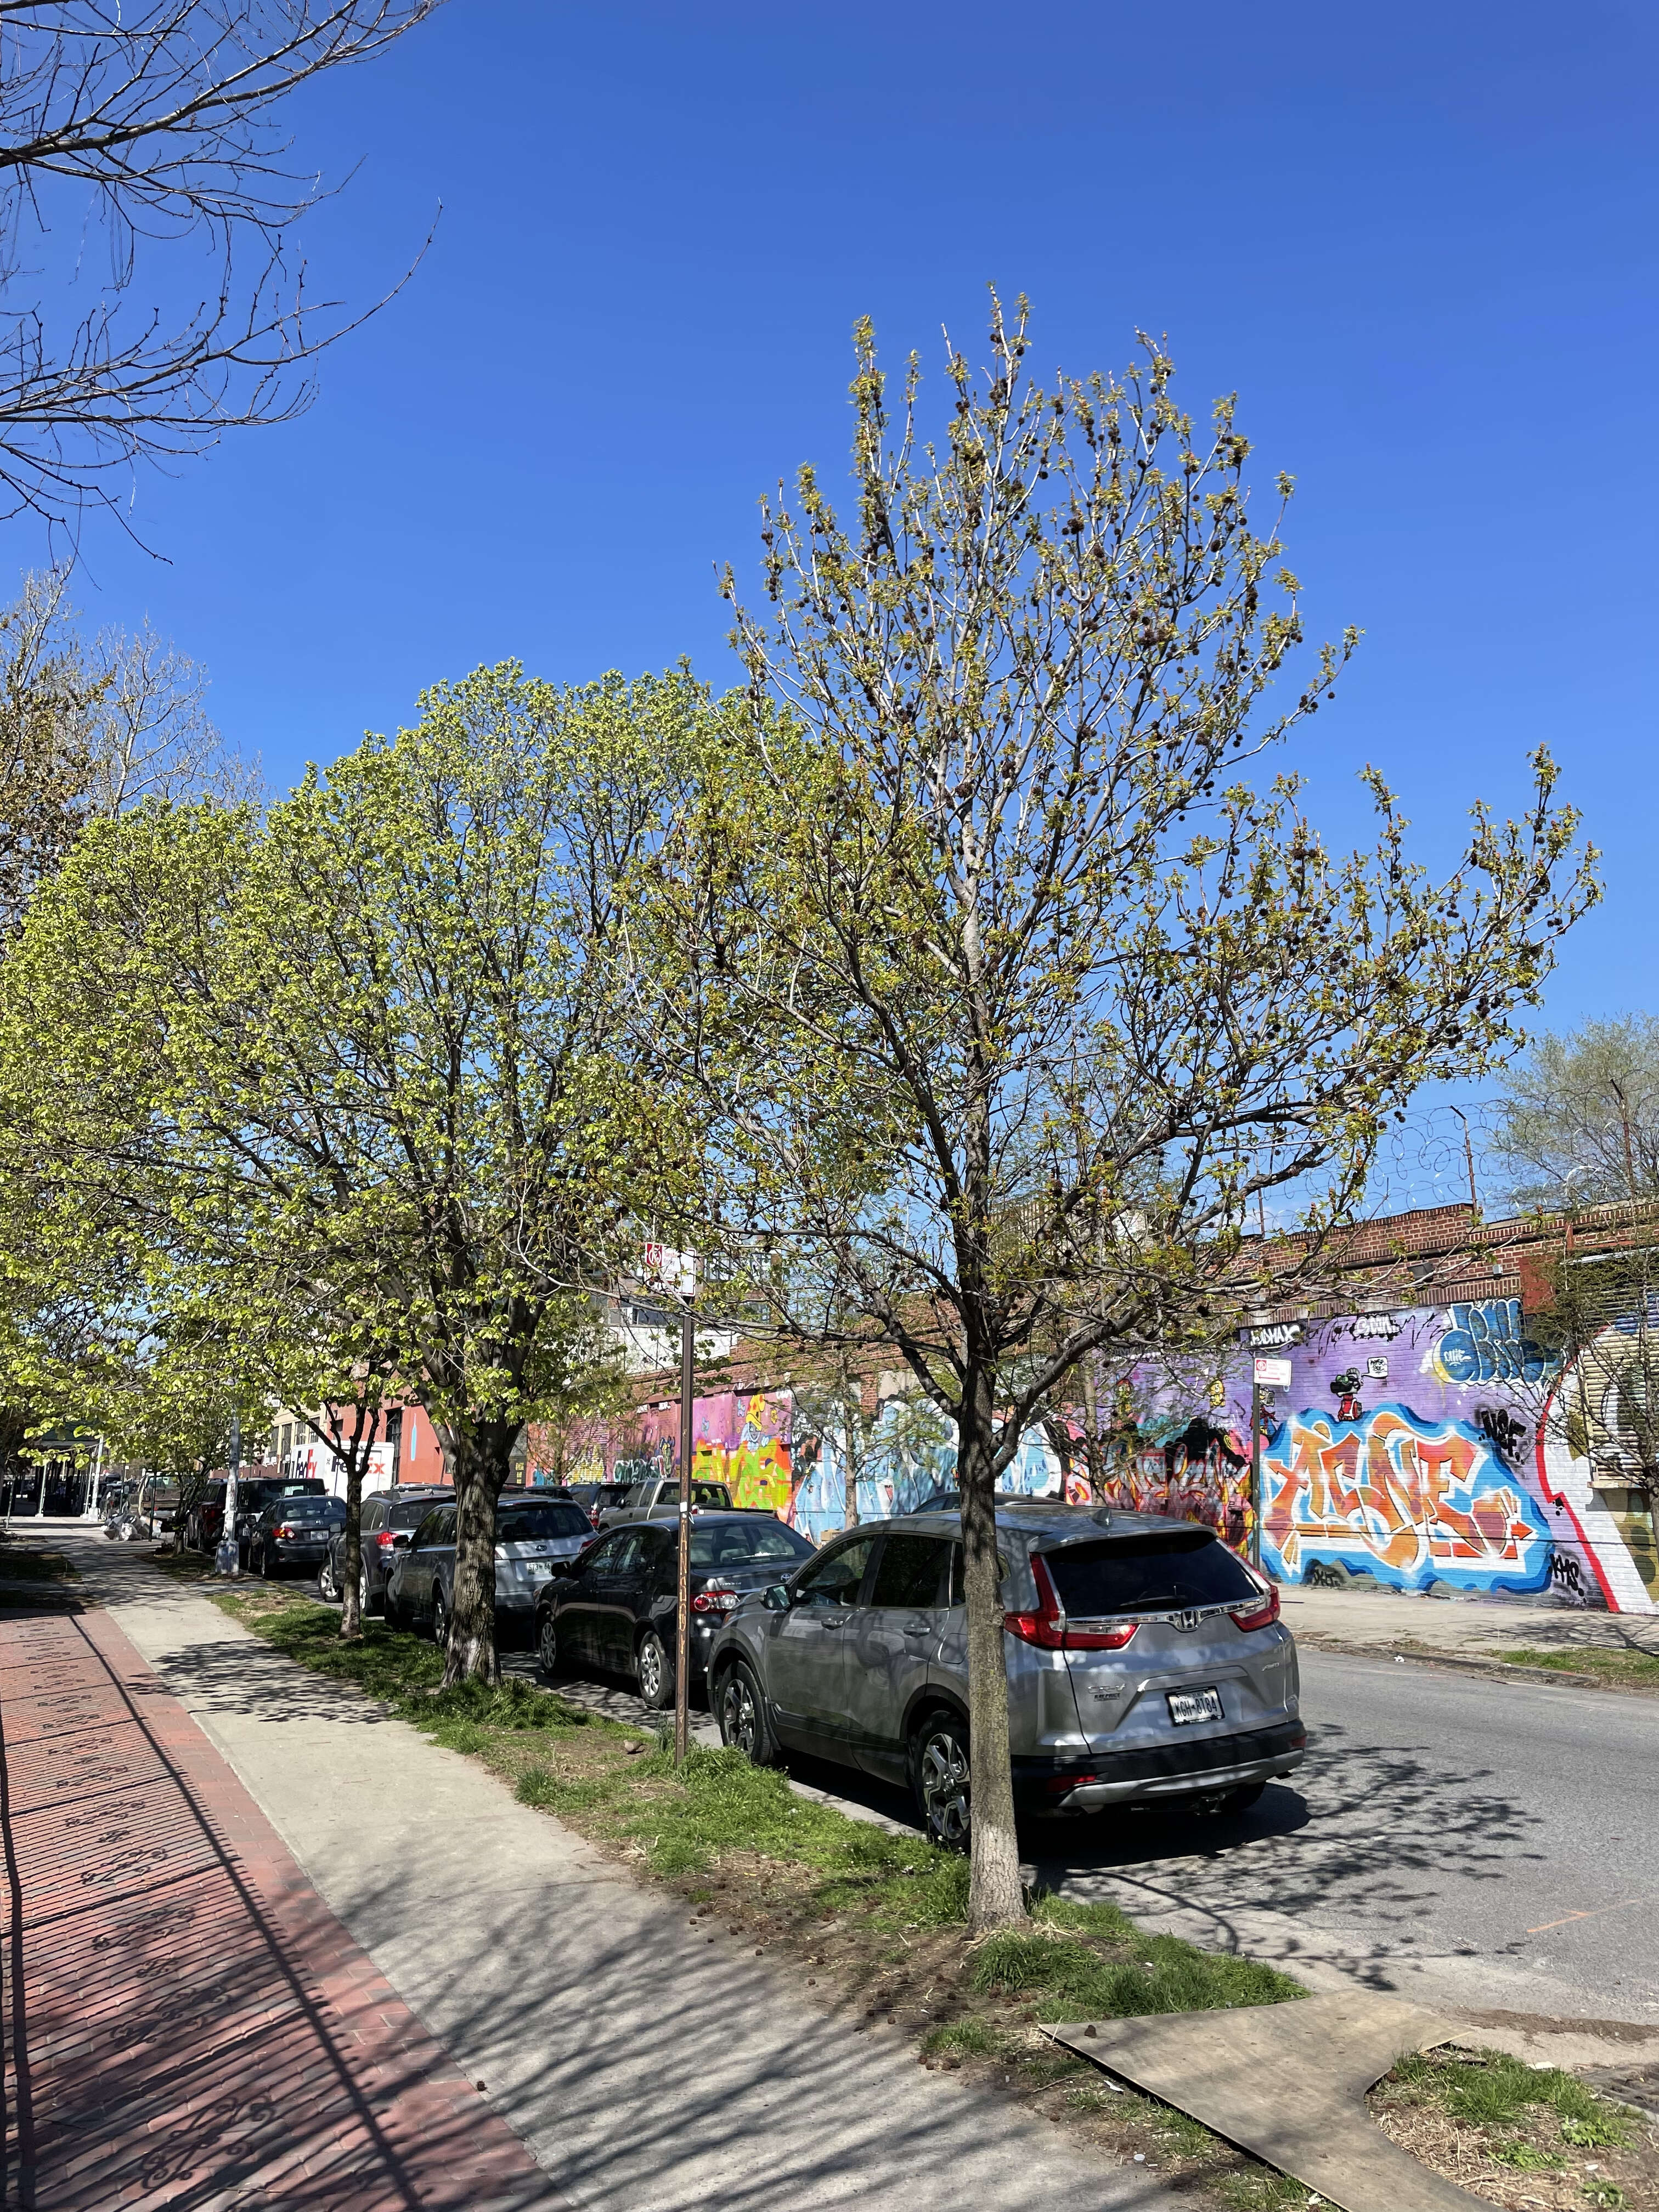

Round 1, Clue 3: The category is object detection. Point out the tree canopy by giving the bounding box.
[650,296,1598,1926]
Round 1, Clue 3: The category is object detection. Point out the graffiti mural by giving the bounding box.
[1260,1404,1551,1593]
[630,1390,794,1515]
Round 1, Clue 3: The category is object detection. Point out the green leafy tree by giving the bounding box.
[655,298,1597,1927]
[1491,1017,1659,1211]
[2,665,697,1683]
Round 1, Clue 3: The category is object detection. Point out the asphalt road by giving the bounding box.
[1031,1646,1659,2026]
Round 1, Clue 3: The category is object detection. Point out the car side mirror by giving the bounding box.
[762,1583,791,1612]
[391,1532,410,1548]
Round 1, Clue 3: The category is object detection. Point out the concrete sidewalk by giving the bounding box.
[61,1533,1172,2212]
[1280,1582,1659,1663]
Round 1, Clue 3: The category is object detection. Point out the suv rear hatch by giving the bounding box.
[1035,1527,1293,1755]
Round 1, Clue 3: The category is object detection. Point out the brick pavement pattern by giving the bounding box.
[0,1603,565,2211]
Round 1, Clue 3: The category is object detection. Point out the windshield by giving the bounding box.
[689,1520,814,1567]
[1045,1530,1260,1616]
[498,1503,592,1542]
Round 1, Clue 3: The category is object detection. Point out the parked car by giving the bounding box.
[597,1474,736,1529]
[706,1503,1305,1848]
[318,1486,454,1613]
[385,1493,597,1643]
[185,1476,326,1555]
[534,1510,817,1708]
[247,1493,347,1578]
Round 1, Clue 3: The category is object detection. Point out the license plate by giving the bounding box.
[1166,1686,1223,1727]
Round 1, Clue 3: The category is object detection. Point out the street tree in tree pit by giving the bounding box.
[652,296,1598,1930]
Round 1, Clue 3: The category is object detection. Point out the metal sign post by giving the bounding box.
[675,1294,695,1765]
[643,1241,699,1766]
[1249,1356,1293,1574]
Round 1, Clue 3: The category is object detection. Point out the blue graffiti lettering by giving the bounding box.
[1438,1299,1556,1386]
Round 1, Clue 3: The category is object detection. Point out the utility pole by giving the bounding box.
[1610,1080,1639,1200]
[1451,1105,1481,1223]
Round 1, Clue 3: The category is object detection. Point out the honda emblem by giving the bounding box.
[1172,1609,1200,1632]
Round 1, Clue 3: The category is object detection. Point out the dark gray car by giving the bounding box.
[385,1493,596,1643]
[706,1503,1305,1848]
[318,1486,454,1614]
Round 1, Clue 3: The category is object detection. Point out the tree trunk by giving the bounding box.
[442,1420,512,1685]
[338,1447,364,1641]
[957,1374,1028,1931]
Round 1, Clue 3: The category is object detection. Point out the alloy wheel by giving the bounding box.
[637,1630,666,1705]
[720,1671,758,1758]
[359,1564,372,1613]
[432,1588,449,1648]
[538,1614,560,1678]
[919,1724,971,1849]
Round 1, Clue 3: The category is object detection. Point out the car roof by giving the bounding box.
[635,1508,800,1527]
[876,1503,1216,1544]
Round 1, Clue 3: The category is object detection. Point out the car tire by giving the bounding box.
[537,1610,566,1680]
[717,1660,780,1767]
[432,1586,449,1650]
[318,1555,338,1602]
[910,1709,971,1851]
[636,1627,674,1711]
[252,1543,267,1579]
[359,1563,377,1617]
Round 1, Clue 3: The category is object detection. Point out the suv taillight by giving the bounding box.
[1229,1582,1280,1632]
[1004,1558,1138,1652]
[691,1580,741,1613]
[276,1523,297,1539]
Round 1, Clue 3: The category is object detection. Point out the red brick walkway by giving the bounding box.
[0,1603,565,2210]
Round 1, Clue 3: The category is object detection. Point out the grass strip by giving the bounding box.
[0,1544,78,1582]
[1495,1645,1659,1692]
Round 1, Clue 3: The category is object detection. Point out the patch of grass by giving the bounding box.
[1496,1645,1659,1692]
[968,1912,1304,2022]
[1430,2051,1622,2135]
[1562,2113,1633,2149]
[1492,2139,1567,2171]
[1583,2184,1628,2209]
[209,1593,610,1739]
[0,1545,77,1582]
[1216,2167,1314,2212]
[516,1766,613,1815]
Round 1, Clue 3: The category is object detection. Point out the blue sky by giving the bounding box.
[42,0,1658,1047]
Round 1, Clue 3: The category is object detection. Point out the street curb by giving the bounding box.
[1300,1636,1606,1690]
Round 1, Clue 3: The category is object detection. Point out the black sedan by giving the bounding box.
[535,1510,817,1709]
[248,1493,346,1578]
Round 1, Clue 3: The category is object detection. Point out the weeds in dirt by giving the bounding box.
[1495,1646,1659,1692]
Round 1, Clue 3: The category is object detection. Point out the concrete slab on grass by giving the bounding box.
[1048,1990,1486,2212]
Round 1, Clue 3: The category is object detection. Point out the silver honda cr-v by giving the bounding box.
[706,1503,1305,1846]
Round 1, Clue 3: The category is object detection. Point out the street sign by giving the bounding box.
[1252,1355,1294,1389]
[641,1241,697,1299]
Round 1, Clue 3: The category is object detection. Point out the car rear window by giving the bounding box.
[595,1482,633,1505]
[275,1497,341,1521]
[498,1503,591,1541]
[1044,1530,1260,1616]
[689,1520,815,1567]
[390,1496,451,1529]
